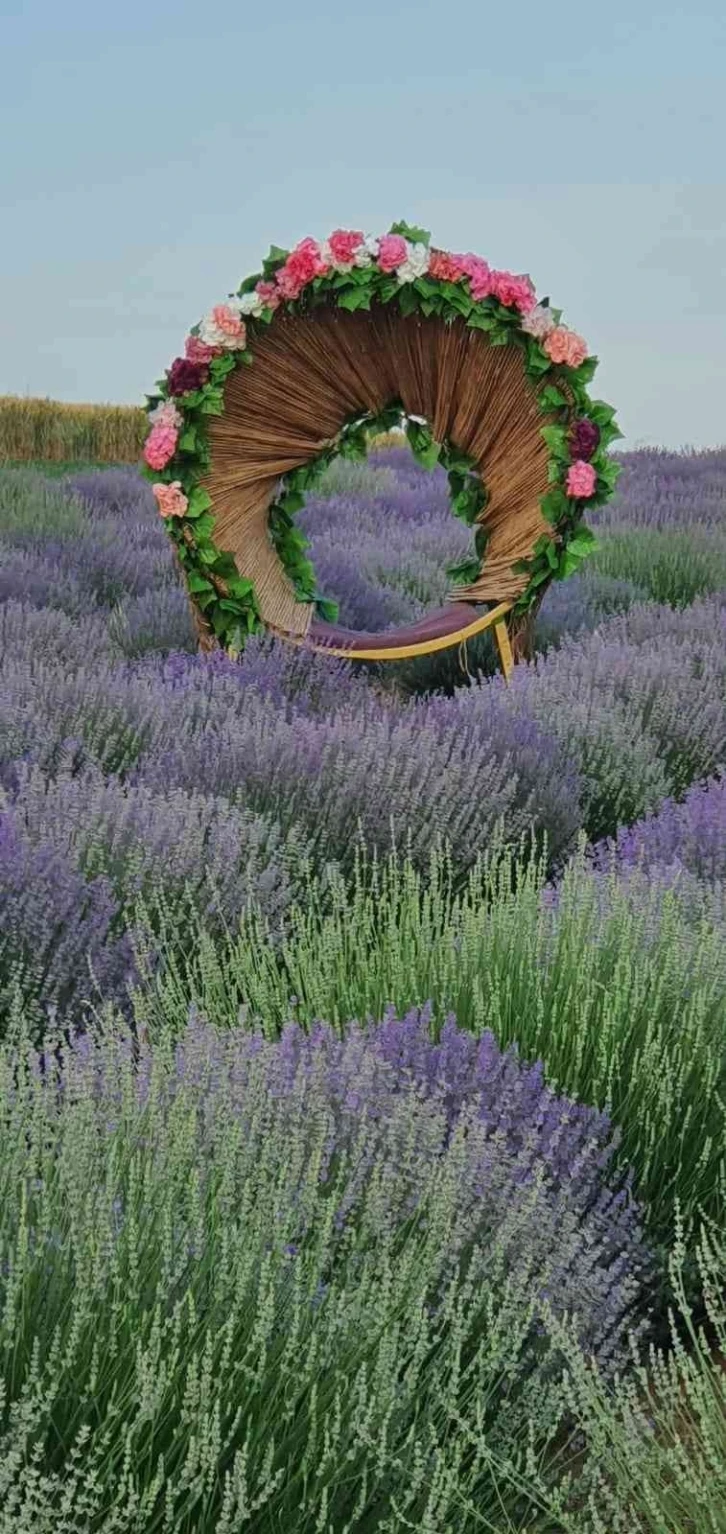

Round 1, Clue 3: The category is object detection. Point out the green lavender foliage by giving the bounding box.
[132,842,726,1263]
[0,1013,612,1534]
[591,525,726,608]
[546,1207,726,1533]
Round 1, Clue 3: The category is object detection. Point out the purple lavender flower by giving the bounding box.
[594,771,726,883]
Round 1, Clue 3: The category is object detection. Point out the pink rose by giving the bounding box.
[148,399,182,430]
[144,423,178,471]
[185,334,219,364]
[459,254,493,300]
[566,460,597,498]
[255,279,281,310]
[544,326,588,368]
[276,237,329,300]
[211,304,246,344]
[153,480,189,518]
[492,270,536,313]
[328,228,365,266]
[377,233,408,273]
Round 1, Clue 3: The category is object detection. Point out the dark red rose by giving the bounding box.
[569,418,600,461]
[167,357,208,396]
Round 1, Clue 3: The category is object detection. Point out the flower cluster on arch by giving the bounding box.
[143,222,622,650]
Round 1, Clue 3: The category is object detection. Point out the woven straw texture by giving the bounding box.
[203,302,553,644]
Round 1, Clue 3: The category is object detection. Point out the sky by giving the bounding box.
[1,0,725,449]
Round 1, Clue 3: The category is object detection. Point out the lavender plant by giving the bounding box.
[591,525,726,609]
[596,772,726,883]
[0,1007,649,1532]
[544,1207,726,1533]
[133,843,726,1263]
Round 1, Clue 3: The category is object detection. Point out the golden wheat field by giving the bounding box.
[0,395,407,466]
[0,395,147,463]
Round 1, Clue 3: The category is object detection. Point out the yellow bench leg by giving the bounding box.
[493,617,514,681]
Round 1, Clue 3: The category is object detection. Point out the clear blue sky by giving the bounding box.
[2,0,724,448]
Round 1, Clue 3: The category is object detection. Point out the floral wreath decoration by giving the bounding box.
[142,221,622,656]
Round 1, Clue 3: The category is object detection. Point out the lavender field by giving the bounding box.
[1,445,726,1531]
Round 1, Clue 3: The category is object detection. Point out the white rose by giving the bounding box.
[396,241,430,284]
[354,233,380,267]
[198,299,247,349]
[238,290,264,317]
[521,303,556,340]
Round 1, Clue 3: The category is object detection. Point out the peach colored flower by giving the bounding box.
[199,301,247,350]
[428,249,466,283]
[544,326,588,368]
[144,423,178,470]
[153,480,188,518]
[566,460,597,498]
[213,304,246,341]
[185,334,219,364]
[377,233,408,272]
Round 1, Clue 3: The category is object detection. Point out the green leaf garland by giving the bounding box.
[144,222,620,649]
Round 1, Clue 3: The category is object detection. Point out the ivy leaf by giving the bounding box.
[573,356,598,384]
[588,399,617,427]
[262,244,288,279]
[337,287,372,312]
[397,284,419,317]
[597,460,622,490]
[210,551,238,579]
[540,424,569,459]
[540,488,569,526]
[279,489,305,514]
[447,556,481,585]
[209,355,236,382]
[226,575,255,599]
[179,427,198,452]
[186,486,213,519]
[557,550,583,579]
[315,596,340,623]
[389,220,431,246]
[413,439,441,470]
[187,573,214,594]
[525,346,552,377]
[467,312,495,332]
[566,524,596,549]
[199,388,224,415]
[539,384,567,411]
[339,430,368,462]
[194,512,215,540]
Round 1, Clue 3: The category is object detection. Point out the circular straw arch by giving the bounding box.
[143,223,621,673]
